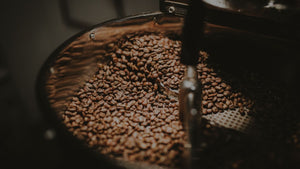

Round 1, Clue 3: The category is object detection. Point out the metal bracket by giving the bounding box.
[159,0,189,16]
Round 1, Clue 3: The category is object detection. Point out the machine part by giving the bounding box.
[203,108,254,132]
[179,1,204,167]
[160,0,189,16]
[180,0,204,66]
[179,66,202,169]
[160,0,300,40]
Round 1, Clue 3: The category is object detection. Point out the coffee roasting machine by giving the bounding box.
[169,0,300,168]
[37,0,300,169]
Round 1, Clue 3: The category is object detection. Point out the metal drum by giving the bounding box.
[36,1,300,168]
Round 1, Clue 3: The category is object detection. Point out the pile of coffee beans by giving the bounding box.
[63,33,254,166]
[196,61,254,115]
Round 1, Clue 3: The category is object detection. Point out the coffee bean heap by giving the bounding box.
[63,33,254,166]
[115,33,185,91]
[196,61,254,115]
[115,33,254,115]
[64,63,185,165]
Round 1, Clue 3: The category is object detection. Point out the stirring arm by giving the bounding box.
[179,0,204,168]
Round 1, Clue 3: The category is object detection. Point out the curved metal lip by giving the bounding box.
[201,0,300,41]
[35,11,181,169]
[203,0,300,23]
[203,0,298,13]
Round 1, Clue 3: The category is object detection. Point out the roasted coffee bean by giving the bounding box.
[224,91,230,96]
[207,102,213,109]
[215,77,222,83]
[212,106,219,113]
[212,82,218,86]
[216,103,224,109]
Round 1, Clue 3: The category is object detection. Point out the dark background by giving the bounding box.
[0,1,158,168]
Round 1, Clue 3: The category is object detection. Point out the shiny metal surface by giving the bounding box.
[203,0,300,14]
[179,66,202,169]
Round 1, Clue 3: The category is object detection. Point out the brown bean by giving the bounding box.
[207,102,213,108]
[212,106,219,113]
[212,82,218,86]
[215,77,222,83]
